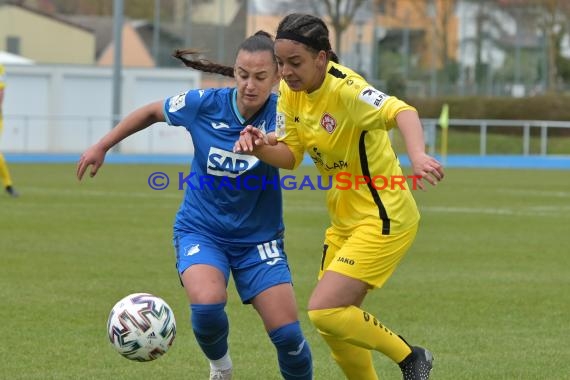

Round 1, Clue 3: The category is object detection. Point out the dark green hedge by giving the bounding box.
[406,95,570,121]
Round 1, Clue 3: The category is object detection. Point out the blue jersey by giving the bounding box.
[163,87,283,245]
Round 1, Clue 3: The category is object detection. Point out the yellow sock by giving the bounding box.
[308,306,411,363]
[0,152,13,188]
[320,332,378,380]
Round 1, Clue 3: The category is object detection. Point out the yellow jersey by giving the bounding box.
[0,64,5,90]
[0,64,4,124]
[276,61,420,236]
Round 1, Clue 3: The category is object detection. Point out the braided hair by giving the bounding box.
[172,30,275,78]
[276,13,339,63]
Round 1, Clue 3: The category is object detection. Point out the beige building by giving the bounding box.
[97,22,155,68]
[0,2,95,65]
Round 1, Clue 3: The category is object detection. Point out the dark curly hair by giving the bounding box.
[276,13,339,63]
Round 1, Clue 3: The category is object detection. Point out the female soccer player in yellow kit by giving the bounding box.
[235,13,444,380]
[0,64,18,197]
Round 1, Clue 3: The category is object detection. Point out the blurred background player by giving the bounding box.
[235,13,444,380]
[0,63,19,197]
[77,31,312,380]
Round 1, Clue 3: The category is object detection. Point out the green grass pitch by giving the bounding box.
[1,163,569,379]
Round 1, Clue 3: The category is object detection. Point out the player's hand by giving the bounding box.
[410,153,444,191]
[77,144,107,180]
[233,125,269,153]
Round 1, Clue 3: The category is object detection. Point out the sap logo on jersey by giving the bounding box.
[207,147,259,178]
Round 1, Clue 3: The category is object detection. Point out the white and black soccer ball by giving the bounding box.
[107,293,176,362]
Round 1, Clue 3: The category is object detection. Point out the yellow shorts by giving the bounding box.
[319,222,419,288]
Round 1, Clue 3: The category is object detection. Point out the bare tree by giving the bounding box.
[452,0,513,94]
[533,0,570,91]
[496,0,570,92]
[310,0,368,55]
[381,0,458,84]
[430,0,458,84]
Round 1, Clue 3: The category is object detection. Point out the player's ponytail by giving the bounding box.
[172,30,275,78]
[173,49,235,78]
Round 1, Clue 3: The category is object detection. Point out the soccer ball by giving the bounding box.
[107,293,176,362]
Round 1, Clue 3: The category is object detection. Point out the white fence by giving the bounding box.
[420,119,570,156]
[4,113,569,156]
[1,64,200,154]
[2,65,569,156]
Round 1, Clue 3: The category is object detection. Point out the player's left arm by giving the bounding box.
[396,110,444,189]
[343,80,444,189]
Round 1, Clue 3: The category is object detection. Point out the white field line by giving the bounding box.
[420,205,570,217]
[19,187,570,216]
[494,188,570,198]
[22,186,183,200]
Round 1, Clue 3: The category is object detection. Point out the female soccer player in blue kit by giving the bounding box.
[77,31,312,380]
[235,14,444,380]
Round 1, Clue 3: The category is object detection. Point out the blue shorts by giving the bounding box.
[173,232,292,304]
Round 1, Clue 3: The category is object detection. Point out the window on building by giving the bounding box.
[6,36,20,55]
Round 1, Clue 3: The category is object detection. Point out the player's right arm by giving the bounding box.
[76,101,164,180]
[234,81,301,170]
[234,126,296,169]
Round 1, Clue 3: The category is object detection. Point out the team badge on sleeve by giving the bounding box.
[168,91,188,112]
[358,86,389,109]
[320,113,337,134]
[276,112,285,138]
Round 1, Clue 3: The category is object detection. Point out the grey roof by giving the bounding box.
[1,1,94,34]
[61,3,247,67]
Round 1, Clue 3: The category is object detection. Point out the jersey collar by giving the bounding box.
[230,88,246,124]
[230,88,271,126]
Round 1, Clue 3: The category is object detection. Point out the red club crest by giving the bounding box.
[320,113,337,134]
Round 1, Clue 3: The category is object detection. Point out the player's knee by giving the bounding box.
[190,302,228,335]
[269,321,312,380]
[307,307,345,335]
[190,303,229,360]
[269,321,305,348]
